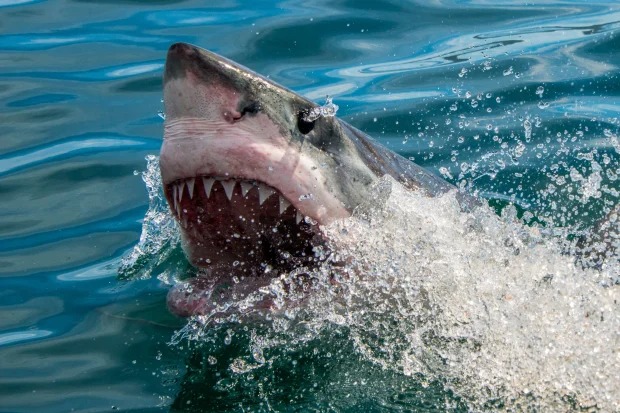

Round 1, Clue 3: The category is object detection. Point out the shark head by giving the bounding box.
[161,43,379,281]
[160,43,463,316]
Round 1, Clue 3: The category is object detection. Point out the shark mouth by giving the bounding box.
[164,175,321,276]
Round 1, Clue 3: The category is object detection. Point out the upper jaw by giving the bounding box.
[161,43,351,225]
[160,116,350,225]
[164,43,315,108]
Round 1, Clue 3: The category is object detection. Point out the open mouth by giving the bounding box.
[164,176,322,275]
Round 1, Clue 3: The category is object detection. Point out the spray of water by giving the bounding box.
[321,176,619,411]
[118,155,180,282]
[123,156,619,411]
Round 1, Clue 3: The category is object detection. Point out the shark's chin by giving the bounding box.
[164,175,323,273]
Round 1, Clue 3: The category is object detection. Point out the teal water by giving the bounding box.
[1,1,620,412]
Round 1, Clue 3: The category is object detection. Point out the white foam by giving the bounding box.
[319,176,620,411]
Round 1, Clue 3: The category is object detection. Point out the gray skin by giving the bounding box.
[160,43,473,316]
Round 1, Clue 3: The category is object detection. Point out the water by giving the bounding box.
[1,1,619,412]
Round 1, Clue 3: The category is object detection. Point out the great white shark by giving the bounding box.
[161,43,471,316]
[160,43,614,317]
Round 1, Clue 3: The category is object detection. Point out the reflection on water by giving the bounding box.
[1,0,620,411]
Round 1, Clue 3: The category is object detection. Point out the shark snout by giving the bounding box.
[163,43,248,122]
[164,43,199,83]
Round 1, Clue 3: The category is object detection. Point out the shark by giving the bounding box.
[159,43,480,316]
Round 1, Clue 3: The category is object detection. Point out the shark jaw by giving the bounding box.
[159,42,362,288]
[159,43,467,316]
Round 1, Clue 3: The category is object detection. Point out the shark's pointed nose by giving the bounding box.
[163,43,248,122]
[167,42,200,60]
[164,43,199,82]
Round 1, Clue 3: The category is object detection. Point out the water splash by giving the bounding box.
[320,176,619,412]
[121,123,620,412]
[118,155,180,282]
[303,96,339,122]
[162,174,619,412]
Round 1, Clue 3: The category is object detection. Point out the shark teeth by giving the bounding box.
[173,186,179,213]
[279,196,291,214]
[202,177,215,198]
[240,181,253,197]
[258,184,275,205]
[170,176,307,221]
[220,180,236,201]
[178,181,186,202]
[187,178,195,199]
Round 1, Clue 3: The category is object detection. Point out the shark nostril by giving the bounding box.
[225,102,260,123]
[223,110,243,123]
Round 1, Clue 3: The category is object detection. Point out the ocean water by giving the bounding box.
[1,1,620,412]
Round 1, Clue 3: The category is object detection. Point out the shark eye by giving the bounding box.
[297,112,315,135]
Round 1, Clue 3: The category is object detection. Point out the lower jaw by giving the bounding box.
[166,272,277,317]
[179,226,324,276]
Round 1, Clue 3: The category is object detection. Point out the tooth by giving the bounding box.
[258,184,275,205]
[221,180,236,201]
[187,178,195,199]
[202,177,215,198]
[240,181,253,197]
[279,196,291,214]
[172,193,178,213]
[296,211,303,224]
[178,181,186,202]
[171,185,179,211]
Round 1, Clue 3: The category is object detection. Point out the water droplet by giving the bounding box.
[524,118,532,142]
[439,167,453,180]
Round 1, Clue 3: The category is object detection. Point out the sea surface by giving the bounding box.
[1,1,620,412]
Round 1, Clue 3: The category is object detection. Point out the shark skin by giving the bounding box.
[160,43,470,317]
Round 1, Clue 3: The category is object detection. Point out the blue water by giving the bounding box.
[2,1,620,412]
